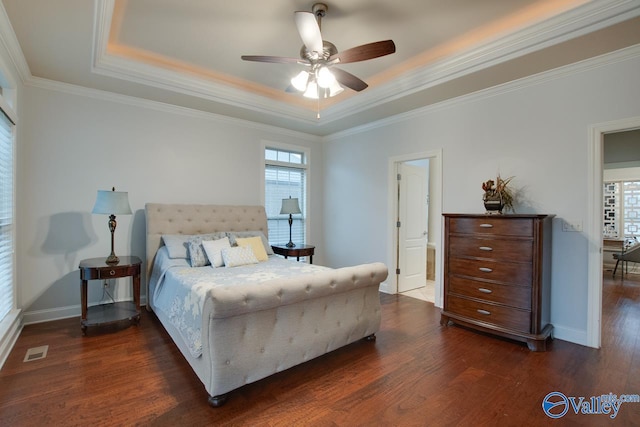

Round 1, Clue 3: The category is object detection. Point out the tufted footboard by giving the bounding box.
[200,262,388,404]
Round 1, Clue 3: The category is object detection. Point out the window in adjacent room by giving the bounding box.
[0,98,15,324]
[264,146,307,246]
[603,180,640,239]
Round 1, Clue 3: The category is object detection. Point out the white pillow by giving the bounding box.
[162,232,227,259]
[201,237,231,268]
[221,246,259,267]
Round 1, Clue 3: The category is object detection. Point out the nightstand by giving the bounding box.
[79,256,141,335]
[271,244,315,264]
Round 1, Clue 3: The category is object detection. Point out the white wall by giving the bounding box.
[323,49,640,347]
[16,83,323,323]
[9,33,640,347]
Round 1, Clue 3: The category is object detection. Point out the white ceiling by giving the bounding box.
[2,0,640,135]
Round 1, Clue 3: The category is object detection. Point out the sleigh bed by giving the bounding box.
[145,203,388,406]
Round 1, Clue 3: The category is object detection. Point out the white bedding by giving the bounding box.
[149,246,331,357]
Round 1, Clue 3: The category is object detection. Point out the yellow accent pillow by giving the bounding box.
[236,236,269,262]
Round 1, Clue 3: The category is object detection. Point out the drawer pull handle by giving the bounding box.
[478,288,492,294]
[479,267,493,273]
[479,223,493,228]
[477,309,491,315]
[109,270,116,276]
[479,246,493,251]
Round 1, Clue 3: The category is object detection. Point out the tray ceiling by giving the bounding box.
[3,0,640,135]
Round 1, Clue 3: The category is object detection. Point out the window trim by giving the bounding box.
[261,140,311,245]
[0,92,18,369]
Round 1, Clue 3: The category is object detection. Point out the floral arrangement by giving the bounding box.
[482,175,515,212]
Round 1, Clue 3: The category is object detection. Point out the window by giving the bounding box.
[603,180,640,239]
[264,146,307,246]
[0,104,14,323]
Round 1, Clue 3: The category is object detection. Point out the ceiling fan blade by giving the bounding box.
[294,11,323,55]
[241,55,304,64]
[330,40,396,64]
[332,68,368,92]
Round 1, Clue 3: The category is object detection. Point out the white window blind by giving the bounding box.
[0,108,14,322]
[265,147,307,246]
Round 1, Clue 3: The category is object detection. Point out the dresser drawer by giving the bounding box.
[449,236,533,262]
[446,295,531,333]
[448,276,531,309]
[449,217,533,237]
[449,257,532,286]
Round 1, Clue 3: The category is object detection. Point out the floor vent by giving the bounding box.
[23,345,49,362]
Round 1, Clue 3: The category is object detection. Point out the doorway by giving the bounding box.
[387,150,443,306]
[587,116,640,348]
[397,160,431,300]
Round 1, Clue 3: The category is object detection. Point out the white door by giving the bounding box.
[397,162,428,292]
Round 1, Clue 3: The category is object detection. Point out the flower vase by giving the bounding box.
[483,197,504,214]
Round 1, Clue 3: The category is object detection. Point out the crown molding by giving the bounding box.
[24,75,322,143]
[325,43,640,141]
[92,51,321,126]
[318,0,640,124]
[92,1,319,126]
[5,0,639,136]
[0,1,31,84]
[92,0,640,129]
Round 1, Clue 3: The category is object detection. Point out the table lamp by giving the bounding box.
[92,187,132,264]
[280,197,301,248]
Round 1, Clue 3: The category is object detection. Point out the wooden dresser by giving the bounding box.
[440,214,554,351]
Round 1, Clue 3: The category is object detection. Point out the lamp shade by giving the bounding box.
[280,197,301,215]
[92,189,132,215]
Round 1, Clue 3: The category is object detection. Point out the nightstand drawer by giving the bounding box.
[448,276,531,309]
[446,295,531,333]
[448,257,532,286]
[80,265,138,280]
[98,265,136,279]
[449,217,533,237]
[449,236,532,262]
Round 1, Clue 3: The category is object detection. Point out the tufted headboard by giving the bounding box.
[145,203,269,285]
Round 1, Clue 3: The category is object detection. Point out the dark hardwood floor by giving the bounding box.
[1,272,639,426]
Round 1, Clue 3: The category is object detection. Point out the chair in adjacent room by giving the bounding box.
[612,238,640,278]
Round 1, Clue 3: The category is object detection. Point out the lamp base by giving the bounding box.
[106,253,120,264]
[106,216,120,264]
[286,214,296,248]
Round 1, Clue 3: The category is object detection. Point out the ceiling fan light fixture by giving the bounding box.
[316,66,335,88]
[301,77,342,99]
[303,81,319,99]
[291,71,310,92]
[241,3,396,105]
[329,79,344,97]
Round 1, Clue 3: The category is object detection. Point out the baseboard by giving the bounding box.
[551,324,589,348]
[0,309,23,370]
[22,304,81,325]
[22,295,148,325]
[378,280,392,294]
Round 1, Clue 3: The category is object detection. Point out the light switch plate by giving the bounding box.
[562,219,583,232]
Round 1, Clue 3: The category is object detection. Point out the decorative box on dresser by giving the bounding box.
[440,214,554,351]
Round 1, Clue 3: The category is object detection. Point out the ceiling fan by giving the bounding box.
[241,3,396,100]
